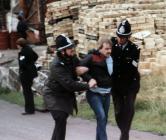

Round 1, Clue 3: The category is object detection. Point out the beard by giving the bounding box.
[64,51,75,59]
[57,51,75,61]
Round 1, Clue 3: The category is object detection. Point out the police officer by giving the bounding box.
[43,34,94,140]
[111,20,141,140]
[17,38,38,115]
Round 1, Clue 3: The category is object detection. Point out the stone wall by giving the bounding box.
[7,67,49,94]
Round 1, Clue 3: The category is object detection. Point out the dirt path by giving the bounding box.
[0,100,165,140]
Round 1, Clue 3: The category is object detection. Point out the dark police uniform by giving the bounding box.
[111,37,140,95]
[111,37,141,140]
[43,34,89,140]
[18,45,38,114]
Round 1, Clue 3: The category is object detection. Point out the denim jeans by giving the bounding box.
[86,90,111,140]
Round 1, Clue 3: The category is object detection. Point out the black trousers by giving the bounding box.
[20,76,35,113]
[50,110,69,140]
[112,93,137,140]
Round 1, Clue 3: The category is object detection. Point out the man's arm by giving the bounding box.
[80,54,97,87]
[50,64,89,92]
[79,54,93,82]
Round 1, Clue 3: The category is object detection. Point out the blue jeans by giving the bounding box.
[86,90,111,140]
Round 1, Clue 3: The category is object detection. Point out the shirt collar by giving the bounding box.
[121,42,128,50]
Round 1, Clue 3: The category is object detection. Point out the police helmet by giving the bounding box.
[116,20,132,37]
[55,34,75,51]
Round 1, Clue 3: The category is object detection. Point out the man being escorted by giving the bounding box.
[80,37,113,140]
[111,20,141,140]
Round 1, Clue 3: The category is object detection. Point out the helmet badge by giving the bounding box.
[119,26,125,34]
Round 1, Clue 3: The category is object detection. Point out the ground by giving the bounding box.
[0,100,165,140]
[0,47,166,140]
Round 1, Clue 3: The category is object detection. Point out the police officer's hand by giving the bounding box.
[88,78,97,88]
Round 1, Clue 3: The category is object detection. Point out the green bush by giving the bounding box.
[0,87,11,95]
[135,99,151,110]
[0,87,44,108]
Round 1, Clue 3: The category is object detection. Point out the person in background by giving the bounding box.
[111,20,141,140]
[17,11,28,39]
[43,34,95,140]
[17,38,38,115]
[80,37,113,140]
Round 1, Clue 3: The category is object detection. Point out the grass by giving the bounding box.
[0,88,44,109]
[133,74,166,135]
[77,74,166,135]
[0,74,166,135]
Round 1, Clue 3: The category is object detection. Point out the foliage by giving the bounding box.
[0,87,44,109]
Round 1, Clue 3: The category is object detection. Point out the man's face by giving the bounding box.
[99,43,112,58]
[117,36,128,45]
[64,47,76,57]
[17,45,21,50]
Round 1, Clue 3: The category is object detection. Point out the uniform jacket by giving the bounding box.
[80,50,112,88]
[43,56,89,114]
[111,37,140,95]
[18,45,38,81]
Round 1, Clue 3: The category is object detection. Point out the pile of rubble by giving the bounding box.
[44,0,166,76]
[74,2,166,51]
[139,50,166,76]
[45,0,125,47]
[74,9,156,53]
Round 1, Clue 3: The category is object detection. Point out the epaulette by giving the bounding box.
[131,43,141,50]
[60,62,65,65]
[135,45,141,50]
